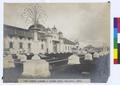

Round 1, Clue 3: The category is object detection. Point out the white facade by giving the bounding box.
[4,24,75,55]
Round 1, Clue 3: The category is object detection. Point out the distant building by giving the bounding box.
[4,24,75,54]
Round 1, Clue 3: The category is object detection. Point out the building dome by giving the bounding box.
[52,25,57,33]
[52,25,56,29]
[28,24,46,31]
[46,28,51,31]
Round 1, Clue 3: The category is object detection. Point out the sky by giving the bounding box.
[4,3,110,47]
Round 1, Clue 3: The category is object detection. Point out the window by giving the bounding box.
[68,46,69,50]
[19,42,23,49]
[19,37,23,40]
[28,43,31,49]
[28,43,31,51]
[9,42,13,48]
[41,39,44,42]
[28,38,31,40]
[47,48,48,53]
[41,44,44,49]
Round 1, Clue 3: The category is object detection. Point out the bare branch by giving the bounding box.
[21,4,47,27]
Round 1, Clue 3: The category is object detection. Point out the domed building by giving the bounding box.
[4,23,76,55]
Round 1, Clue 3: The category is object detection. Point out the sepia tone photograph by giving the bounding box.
[3,3,110,83]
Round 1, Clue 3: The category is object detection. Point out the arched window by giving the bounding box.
[28,43,31,51]
[9,42,13,48]
[28,43,31,49]
[19,42,23,49]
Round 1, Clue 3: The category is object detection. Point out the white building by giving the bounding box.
[4,24,75,55]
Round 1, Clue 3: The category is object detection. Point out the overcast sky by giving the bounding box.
[4,3,110,47]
